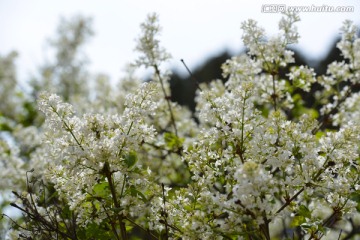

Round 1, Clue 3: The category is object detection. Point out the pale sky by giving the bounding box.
[0,0,359,84]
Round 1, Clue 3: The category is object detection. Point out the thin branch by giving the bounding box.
[276,187,305,214]
[161,183,169,240]
[271,72,278,111]
[9,202,75,239]
[337,229,343,240]
[103,162,128,240]
[102,205,121,240]
[180,59,202,91]
[124,216,159,239]
[153,64,178,137]
[51,107,84,151]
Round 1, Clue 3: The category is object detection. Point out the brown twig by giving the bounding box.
[153,64,178,138]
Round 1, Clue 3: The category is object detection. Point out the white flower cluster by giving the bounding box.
[37,82,161,225]
[288,65,316,92]
[134,13,171,68]
[162,14,360,239]
[0,140,26,190]
[223,14,302,113]
[318,20,360,119]
[3,11,360,240]
[241,12,298,69]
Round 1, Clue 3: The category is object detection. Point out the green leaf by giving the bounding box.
[124,151,138,169]
[93,181,110,198]
[300,223,312,229]
[79,222,113,240]
[60,205,72,219]
[300,108,319,119]
[125,225,134,232]
[112,207,124,213]
[164,132,184,149]
[315,131,325,140]
[0,117,12,131]
[290,215,306,227]
[285,80,295,94]
[298,205,312,219]
[350,192,360,212]
[128,185,147,202]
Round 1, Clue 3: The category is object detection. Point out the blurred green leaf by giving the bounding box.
[298,205,312,219]
[93,181,110,198]
[128,185,147,202]
[124,151,138,169]
[164,132,184,150]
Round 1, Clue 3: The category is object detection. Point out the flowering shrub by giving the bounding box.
[2,12,360,240]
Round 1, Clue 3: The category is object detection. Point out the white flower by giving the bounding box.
[134,13,171,67]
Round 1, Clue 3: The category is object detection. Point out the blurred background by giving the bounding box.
[1,0,359,85]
